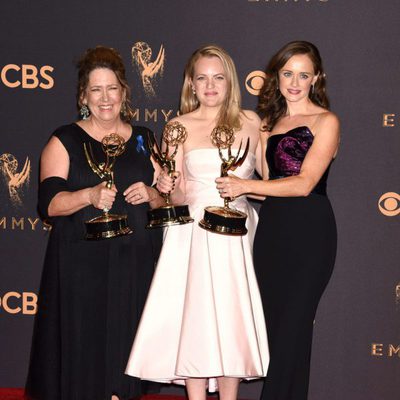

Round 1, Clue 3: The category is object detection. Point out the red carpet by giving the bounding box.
[0,389,23,400]
[0,390,193,400]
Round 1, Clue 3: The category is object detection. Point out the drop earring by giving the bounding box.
[120,101,128,118]
[80,104,90,120]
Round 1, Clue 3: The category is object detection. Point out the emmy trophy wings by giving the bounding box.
[210,125,250,176]
[146,131,165,167]
[147,121,188,170]
[199,125,250,236]
[229,137,250,172]
[83,143,109,180]
[83,133,132,240]
[83,133,126,182]
[145,44,165,78]
[145,121,194,228]
[4,156,31,188]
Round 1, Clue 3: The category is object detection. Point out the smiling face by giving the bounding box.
[191,56,228,109]
[278,54,318,103]
[81,67,125,123]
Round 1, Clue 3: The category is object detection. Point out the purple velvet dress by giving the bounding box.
[254,126,337,400]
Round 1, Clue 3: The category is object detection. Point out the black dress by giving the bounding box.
[254,126,337,400]
[25,123,162,400]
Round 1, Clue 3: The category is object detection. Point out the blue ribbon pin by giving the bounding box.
[136,135,148,155]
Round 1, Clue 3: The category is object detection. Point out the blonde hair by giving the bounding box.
[180,44,242,130]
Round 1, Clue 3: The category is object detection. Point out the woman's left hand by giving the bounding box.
[215,175,247,199]
[124,182,155,205]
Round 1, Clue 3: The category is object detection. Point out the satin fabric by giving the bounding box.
[126,148,269,391]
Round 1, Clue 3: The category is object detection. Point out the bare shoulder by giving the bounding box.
[313,111,340,151]
[242,109,261,128]
[242,109,260,122]
[41,135,69,180]
[169,112,194,125]
[42,135,67,157]
[241,109,261,137]
[317,111,340,129]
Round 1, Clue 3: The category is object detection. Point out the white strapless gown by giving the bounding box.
[125,149,269,391]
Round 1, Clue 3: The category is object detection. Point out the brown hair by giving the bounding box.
[180,44,242,130]
[258,41,330,131]
[76,46,134,122]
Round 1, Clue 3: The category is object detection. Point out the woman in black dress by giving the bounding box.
[216,41,339,400]
[25,46,164,400]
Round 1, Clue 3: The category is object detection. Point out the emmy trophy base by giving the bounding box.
[199,206,248,236]
[147,204,194,228]
[85,214,133,240]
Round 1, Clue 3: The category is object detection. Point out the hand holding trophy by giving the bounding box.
[199,125,249,236]
[84,133,133,240]
[146,121,194,228]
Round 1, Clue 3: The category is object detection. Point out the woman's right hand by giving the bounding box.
[156,170,180,194]
[88,182,117,211]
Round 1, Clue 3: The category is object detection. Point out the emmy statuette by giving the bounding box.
[146,121,194,228]
[84,133,133,240]
[199,125,249,236]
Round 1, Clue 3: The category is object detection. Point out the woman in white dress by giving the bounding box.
[125,44,269,400]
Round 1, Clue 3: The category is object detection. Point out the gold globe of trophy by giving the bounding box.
[146,121,194,228]
[83,133,133,240]
[199,125,250,236]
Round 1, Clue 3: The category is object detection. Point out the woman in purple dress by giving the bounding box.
[216,41,340,400]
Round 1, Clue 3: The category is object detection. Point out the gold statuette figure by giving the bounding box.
[146,121,194,228]
[84,133,133,240]
[199,125,249,236]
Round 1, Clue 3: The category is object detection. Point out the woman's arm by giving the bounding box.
[245,130,269,201]
[41,136,117,217]
[216,113,340,198]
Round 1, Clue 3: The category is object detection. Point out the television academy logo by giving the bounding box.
[0,153,31,206]
[378,192,400,216]
[131,42,165,97]
[245,70,267,96]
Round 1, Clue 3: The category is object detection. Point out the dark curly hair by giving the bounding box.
[258,41,330,132]
[76,46,134,122]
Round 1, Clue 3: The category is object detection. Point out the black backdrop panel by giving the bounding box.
[1,1,399,399]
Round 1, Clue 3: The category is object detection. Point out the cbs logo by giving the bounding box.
[378,192,400,217]
[1,64,54,89]
[0,291,37,315]
[245,70,267,96]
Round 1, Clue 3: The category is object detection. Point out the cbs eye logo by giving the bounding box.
[245,70,267,96]
[378,192,400,217]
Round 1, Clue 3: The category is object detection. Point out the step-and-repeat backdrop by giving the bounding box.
[1,1,399,399]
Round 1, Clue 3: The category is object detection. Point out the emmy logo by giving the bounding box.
[131,42,165,96]
[0,153,30,205]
